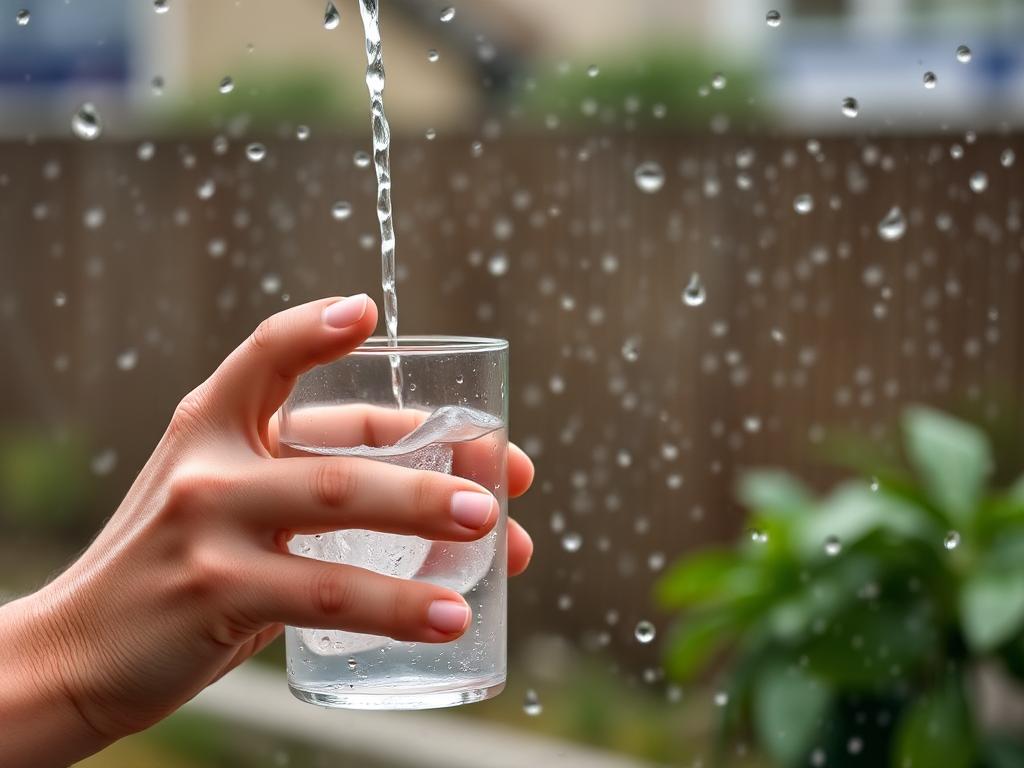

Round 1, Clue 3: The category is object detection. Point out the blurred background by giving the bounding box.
[2,0,1024,766]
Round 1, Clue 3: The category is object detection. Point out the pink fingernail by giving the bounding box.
[427,600,471,634]
[322,294,368,328]
[450,490,495,529]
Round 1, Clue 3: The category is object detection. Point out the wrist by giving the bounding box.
[0,589,114,767]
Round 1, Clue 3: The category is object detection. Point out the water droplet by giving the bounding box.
[83,207,105,229]
[743,415,762,433]
[332,201,352,220]
[682,273,706,306]
[137,141,155,161]
[969,170,988,193]
[218,75,234,94]
[116,349,138,371]
[765,9,781,27]
[770,328,786,344]
[634,161,665,193]
[944,531,961,551]
[427,49,440,63]
[153,0,169,14]
[634,620,656,644]
[1001,148,1016,168]
[713,691,729,707]
[523,689,542,716]
[824,535,842,557]
[841,97,859,118]
[318,636,331,650]
[197,178,216,200]
[793,193,814,214]
[296,125,311,141]
[847,737,864,755]
[15,9,29,26]
[621,338,640,362]
[562,532,582,552]
[923,71,937,89]
[877,206,907,241]
[261,273,282,294]
[487,253,509,276]
[151,75,165,95]
[91,448,118,476]
[323,1,340,30]
[869,477,880,492]
[749,529,768,544]
[347,657,357,670]
[353,150,371,168]
[586,64,600,78]
[439,6,455,22]
[71,103,102,141]
[53,292,67,308]
[424,128,437,140]
[245,142,266,162]
[711,72,727,90]
[955,44,972,63]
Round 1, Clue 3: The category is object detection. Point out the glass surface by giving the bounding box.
[278,337,509,709]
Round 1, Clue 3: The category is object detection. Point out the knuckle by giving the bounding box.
[165,462,227,521]
[312,568,358,617]
[312,461,356,509]
[169,386,211,438]
[185,542,236,602]
[249,313,280,356]
[412,472,445,519]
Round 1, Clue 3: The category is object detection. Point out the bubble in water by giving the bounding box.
[245,142,266,162]
[714,691,729,707]
[766,9,781,27]
[71,103,102,141]
[296,125,310,141]
[793,194,814,214]
[353,150,371,168]
[91,448,118,476]
[523,689,542,716]
[634,620,656,644]
[323,1,340,30]
[944,531,961,551]
[711,72,727,90]
[1002,148,1016,168]
[331,201,352,220]
[15,9,29,25]
[955,44,972,63]
[824,535,842,557]
[427,49,440,63]
[877,206,907,242]
[634,161,665,193]
[586,64,599,78]
[439,6,455,22]
[561,532,582,552]
[969,170,988,193]
[923,71,937,89]
[153,0,169,13]
[682,273,706,306]
[218,75,234,94]
[841,97,859,118]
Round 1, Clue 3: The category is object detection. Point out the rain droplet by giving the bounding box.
[841,97,859,118]
[54,292,67,308]
[634,161,665,193]
[586,64,599,78]
[765,9,781,27]
[323,1,340,30]
[15,9,29,26]
[427,49,440,63]
[1001,148,1016,168]
[713,691,729,707]
[824,535,842,557]
[770,328,786,344]
[877,206,907,242]
[682,273,706,307]
[296,125,310,141]
[424,128,437,140]
[137,141,155,161]
[331,201,352,220]
[711,72,727,90]
[116,349,138,371]
[621,338,640,362]
[439,6,455,22]
[523,689,542,716]
[197,178,216,200]
[487,253,509,276]
[153,0,169,14]
[245,142,266,162]
[923,71,937,89]
[793,194,814,214]
[91,449,118,476]
[944,531,961,551]
[562,532,582,552]
[261,273,282,294]
[71,103,102,141]
[347,657,357,670]
[83,207,105,229]
[955,44,972,63]
[218,75,235,94]
[969,170,988,193]
[743,415,762,433]
[749,529,768,544]
[634,620,656,644]
[353,150,371,168]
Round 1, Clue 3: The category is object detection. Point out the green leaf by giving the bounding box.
[902,406,992,526]
[960,564,1024,652]
[657,550,746,609]
[738,470,813,517]
[893,675,975,768]
[752,662,830,767]
[664,611,736,680]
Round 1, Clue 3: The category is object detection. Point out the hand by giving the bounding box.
[0,295,534,767]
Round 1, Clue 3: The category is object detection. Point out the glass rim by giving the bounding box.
[351,336,509,354]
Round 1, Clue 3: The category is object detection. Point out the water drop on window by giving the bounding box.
[331,201,352,220]
[561,532,582,552]
[969,170,988,193]
[1001,148,1016,168]
[634,620,656,644]
[944,531,961,551]
[793,194,814,214]
[245,142,266,162]
[824,535,842,557]
[682,273,706,306]
[634,161,665,193]
[296,125,310,141]
[153,0,169,14]
[765,9,781,27]
[439,6,455,22]
[710,72,727,90]
[15,9,29,26]
[218,75,235,94]
[841,97,859,118]
[523,688,542,716]
[353,150,371,168]
[714,691,729,706]
[586,64,599,78]
[91,449,118,476]
[347,657,357,670]
[323,1,340,30]
[427,49,439,63]
[71,103,102,141]
[137,141,155,161]
[923,71,937,89]
[877,206,906,241]
[955,44,972,63]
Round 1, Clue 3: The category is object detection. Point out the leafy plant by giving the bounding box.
[658,406,1024,767]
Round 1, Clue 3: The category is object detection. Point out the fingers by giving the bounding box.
[201,296,379,445]
[507,445,535,499]
[245,554,472,642]
[507,518,533,577]
[232,456,499,541]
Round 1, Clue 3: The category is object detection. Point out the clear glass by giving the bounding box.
[278,336,509,710]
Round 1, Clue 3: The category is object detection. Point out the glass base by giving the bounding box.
[288,676,506,710]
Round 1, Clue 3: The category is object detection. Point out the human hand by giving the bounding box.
[0,295,534,767]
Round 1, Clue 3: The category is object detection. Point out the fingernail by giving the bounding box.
[450,490,495,529]
[322,294,368,328]
[427,600,471,634]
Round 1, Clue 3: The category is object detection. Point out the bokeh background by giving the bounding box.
[2,1,1024,766]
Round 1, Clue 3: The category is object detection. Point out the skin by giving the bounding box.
[0,296,534,768]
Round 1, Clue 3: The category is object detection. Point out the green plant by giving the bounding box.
[658,405,1024,767]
